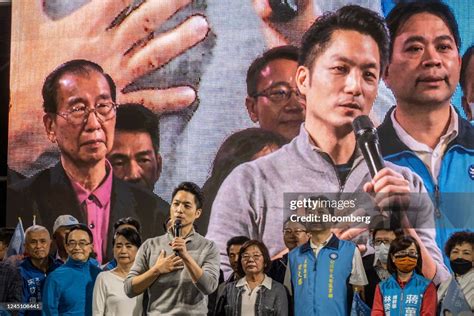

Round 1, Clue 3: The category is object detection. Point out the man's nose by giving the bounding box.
[84,109,102,131]
[344,71,362,96]
[422,45,442,68]
[124,160,142,183]
[283,94,305,112]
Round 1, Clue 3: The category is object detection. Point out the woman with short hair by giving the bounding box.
[93,227,143,316]
[437,231,473,314]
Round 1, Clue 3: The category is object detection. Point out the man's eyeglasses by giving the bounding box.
[55,102,117,125]
[283,229,307,236]
[252,82,302,104]
[371,239,393,246]
[241,253,263,262]
[66,241,91,248]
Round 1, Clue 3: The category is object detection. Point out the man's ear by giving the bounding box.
[383,64,391,89]
[155,152,163,182]
[195,208,202,219]
[296,65,310,97]
[462,96,472,121]
[43,113,57,143]
[245,96,259,123]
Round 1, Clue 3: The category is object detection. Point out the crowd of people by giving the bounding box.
[2,1,474,315]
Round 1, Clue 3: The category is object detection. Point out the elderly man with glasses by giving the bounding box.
[7,59,168,264]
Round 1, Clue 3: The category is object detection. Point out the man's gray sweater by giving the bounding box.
[206,126,449,284]
[124,230,220,315]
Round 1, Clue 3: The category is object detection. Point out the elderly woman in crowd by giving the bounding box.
[371,236,437,315]
[93,227,143,316]
[216,240,288,316]
[437,231,474,315]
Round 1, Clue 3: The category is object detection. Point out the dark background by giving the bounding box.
[0,2,11,227]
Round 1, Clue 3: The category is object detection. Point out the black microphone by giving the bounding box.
[353,115,400,230]
[173,219,182,256]
[352,115,385,178]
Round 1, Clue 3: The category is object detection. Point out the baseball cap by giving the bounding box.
[53,215,79,233]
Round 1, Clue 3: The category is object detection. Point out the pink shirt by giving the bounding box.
[69,161,113,264]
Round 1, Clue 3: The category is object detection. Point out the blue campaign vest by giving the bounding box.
[379,272,430,315]
[289,235,355,316]
[378,108,474,266]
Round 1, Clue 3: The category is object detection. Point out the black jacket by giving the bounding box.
[6,163,169,262]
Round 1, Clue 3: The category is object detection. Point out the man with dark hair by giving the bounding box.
[7,59,168,264]
[0,227,15,261]
[42,224,102,316]
[225,236,250,283]
[268,219,309,286]
[288,197,368,315]
[461,45,474,121]
[362,224,404,308]
[245,45,305,140]
[210,235,250,315]
[0,261,22,307]
[125,182,220,315]
[378,1,474,268]
[108,103,164,192]
[208,5,446,285]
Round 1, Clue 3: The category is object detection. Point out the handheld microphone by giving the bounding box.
[352,115,385,178]
[173,219,182,256]
[352,115,400,230]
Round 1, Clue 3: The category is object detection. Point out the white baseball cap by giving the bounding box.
[53,215,79,233]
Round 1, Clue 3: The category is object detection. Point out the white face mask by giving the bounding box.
[374,243,390,264]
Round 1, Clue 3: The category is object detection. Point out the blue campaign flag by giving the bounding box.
[350,292,371,316]
[4,218,25,259]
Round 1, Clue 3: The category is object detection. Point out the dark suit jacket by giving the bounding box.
[362,253,382,308]
[6,163,170,262]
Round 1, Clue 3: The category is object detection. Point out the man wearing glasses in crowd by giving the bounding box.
[7,60,168,264]
[42,224,101,316]
[268,219,309,286]
[245,45,305,141]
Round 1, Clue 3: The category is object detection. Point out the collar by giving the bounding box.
[236,275,272,290]
[65,257,90,268]
[167,228,195,242]
[22,256,57,272]
[379,106,474,157]
[68,160,113,206]
[310,233,333,250]
[455,267,474,280]
[390,106,458,153]
[300,233,340,253]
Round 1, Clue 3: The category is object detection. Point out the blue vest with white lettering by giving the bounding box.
[379,272,430,315]
[289,235,355,316]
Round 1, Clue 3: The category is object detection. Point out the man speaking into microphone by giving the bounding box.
[124,182,220,315]
[207,4,449,288]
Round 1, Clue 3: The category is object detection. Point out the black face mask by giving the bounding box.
[450,258,472,276]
